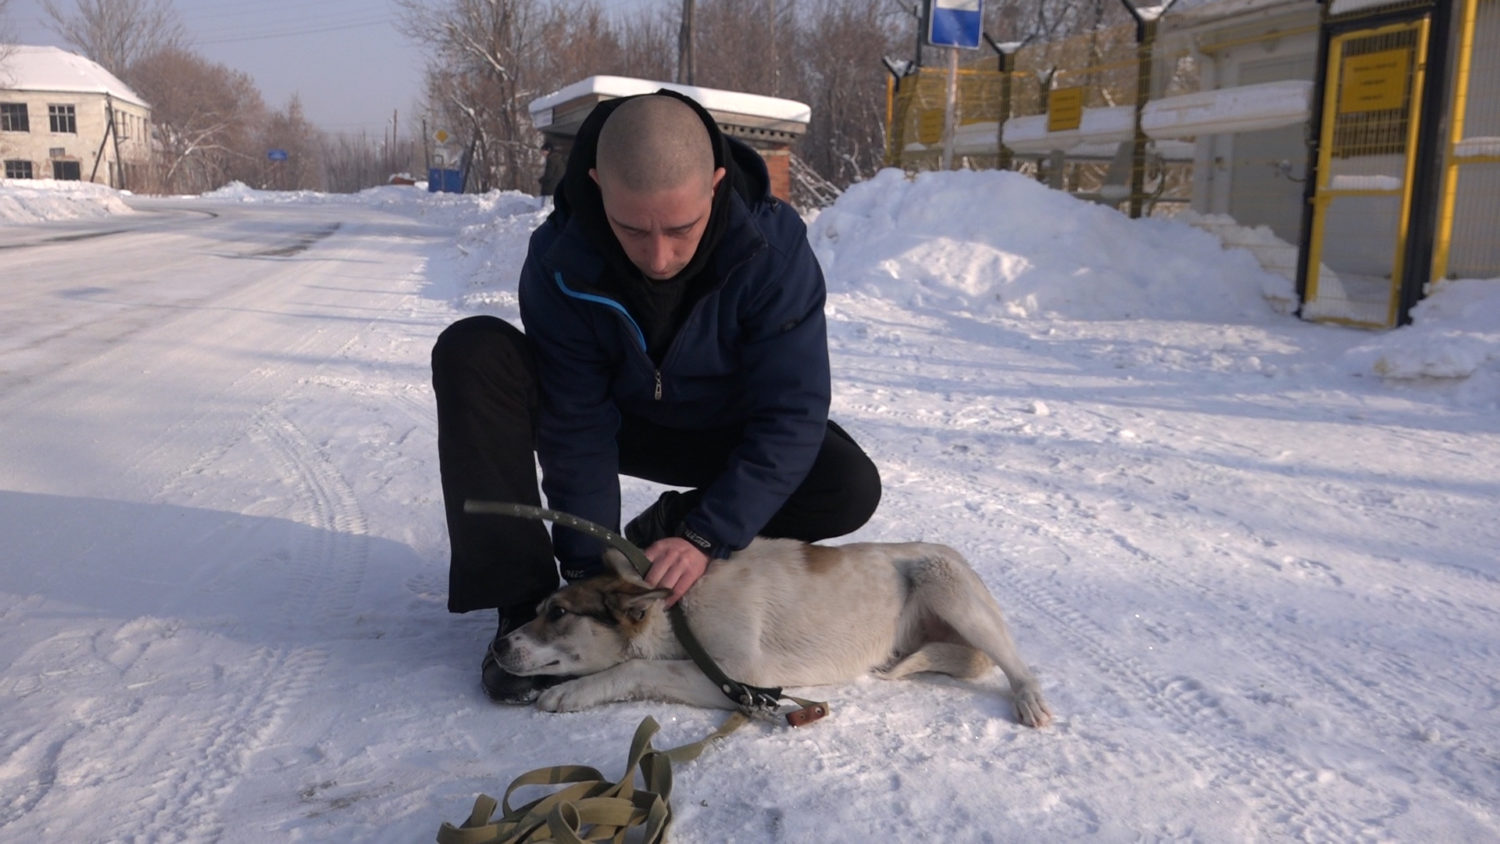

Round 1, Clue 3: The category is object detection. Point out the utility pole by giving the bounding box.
[678,0,697,85]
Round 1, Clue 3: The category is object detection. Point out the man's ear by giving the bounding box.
[608,586,671,623]
[711,166,726,193]
[589,167,600,186]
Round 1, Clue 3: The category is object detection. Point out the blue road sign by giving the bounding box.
[928,0,983,50]
[267,148,289,162]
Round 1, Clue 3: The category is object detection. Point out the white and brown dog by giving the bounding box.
[492,537,1052,728]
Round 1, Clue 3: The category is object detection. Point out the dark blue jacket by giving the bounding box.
[518,125,830,572]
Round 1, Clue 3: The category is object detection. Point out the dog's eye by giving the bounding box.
[546,605,568,622]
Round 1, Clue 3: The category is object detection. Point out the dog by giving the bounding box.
[492,537,1052,728]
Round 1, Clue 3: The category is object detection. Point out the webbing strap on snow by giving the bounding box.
[435,713,748,844]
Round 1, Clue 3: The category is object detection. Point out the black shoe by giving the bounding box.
[623,489,702,549]
[481,610,565,703]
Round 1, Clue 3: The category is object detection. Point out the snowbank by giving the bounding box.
[807,168,1290,322]
[1345,278,1500,382]
[0,179,134,222]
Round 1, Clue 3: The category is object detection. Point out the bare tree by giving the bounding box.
[615,5,677,83]
[795,0,903,189]
[41,0,185,78]
[252,96,325,191]
[0,0,16,78]
[532,2,625,83]
[693,0,796,97]
[397,0,552,192]
[127,46,266,193]
[322,130,420,193]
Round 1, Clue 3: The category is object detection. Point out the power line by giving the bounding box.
[185,0,375,24]
[187,4,392,39]
[194,14,396,46]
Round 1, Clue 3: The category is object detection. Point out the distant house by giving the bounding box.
[0,45,151,188]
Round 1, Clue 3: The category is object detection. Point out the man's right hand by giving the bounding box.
[643,536,710,607]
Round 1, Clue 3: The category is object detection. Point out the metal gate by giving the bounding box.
[1301,15,1430,328]
[1432,0,1499,285]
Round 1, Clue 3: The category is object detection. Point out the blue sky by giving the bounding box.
[6,0,680,141]
[6,0,433,138]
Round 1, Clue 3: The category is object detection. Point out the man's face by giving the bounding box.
[592,167,726,281]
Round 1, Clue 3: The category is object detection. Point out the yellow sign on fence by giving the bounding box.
[1339,47,1412,113]
[1048,87,1085,132]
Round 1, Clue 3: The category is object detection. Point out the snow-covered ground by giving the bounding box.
[1,173,1497,841]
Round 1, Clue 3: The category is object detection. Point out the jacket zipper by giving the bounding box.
[553,233,763,404]
[652,247,763,400]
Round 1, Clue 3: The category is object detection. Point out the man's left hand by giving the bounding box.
[643,537,709,606]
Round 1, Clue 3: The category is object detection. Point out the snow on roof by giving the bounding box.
[528,75,810,126]
[1000,106,1135,155]
[1166,0,1313,30]
[1328,0,1406,15]
[993,79,1312,153]
[1455,137,1500,159]
[0,45,149,109]
[1142,80,1313,139]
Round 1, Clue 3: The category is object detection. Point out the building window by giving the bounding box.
[5,160,35,179]
[49,104,77,134]
[1,103,29,132]
[52,160,81,180]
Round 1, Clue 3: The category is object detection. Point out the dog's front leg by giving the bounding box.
[537,660,735,712]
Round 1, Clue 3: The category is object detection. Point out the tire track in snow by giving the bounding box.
[249,409,370,630]
[130,646,328,840]
[996,564,1361,840]
[869,442,1355,840]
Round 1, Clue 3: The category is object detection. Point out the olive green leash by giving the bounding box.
[436,714,748,844]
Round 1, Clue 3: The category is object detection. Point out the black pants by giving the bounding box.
[431,315,882,615]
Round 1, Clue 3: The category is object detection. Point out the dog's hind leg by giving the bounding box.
[903,551,1053,728]
[877,642,990,680]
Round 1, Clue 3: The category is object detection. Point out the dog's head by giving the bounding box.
[493,550,671,677]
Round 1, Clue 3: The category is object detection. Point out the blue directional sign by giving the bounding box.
[267,148,289,162]
[928,0,983,50]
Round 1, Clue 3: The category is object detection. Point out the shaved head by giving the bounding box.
[589,94,727,281]
[594,95,717,193]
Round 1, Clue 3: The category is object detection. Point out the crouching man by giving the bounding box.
[431,90,882,701]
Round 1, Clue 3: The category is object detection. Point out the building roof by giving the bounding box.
[0,44,149,109]
[528,75,810,146]
[530,76,810,125]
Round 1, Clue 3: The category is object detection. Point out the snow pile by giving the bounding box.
[201,181,541,230]
[807,168,1289,321]
[441,201,551,312]
[1345,278,1500,383]
[0,178,134,222]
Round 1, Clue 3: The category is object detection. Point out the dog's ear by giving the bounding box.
[602,549,649,585]
[607,584,670,623]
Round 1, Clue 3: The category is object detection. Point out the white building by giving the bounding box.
[0,45,151,188]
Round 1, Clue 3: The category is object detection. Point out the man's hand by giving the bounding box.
[643,536,709,606]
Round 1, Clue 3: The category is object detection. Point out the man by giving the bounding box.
[431,90,881,702]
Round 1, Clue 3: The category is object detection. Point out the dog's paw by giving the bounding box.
[536,679,598,713]
[1013,685,1053,728]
